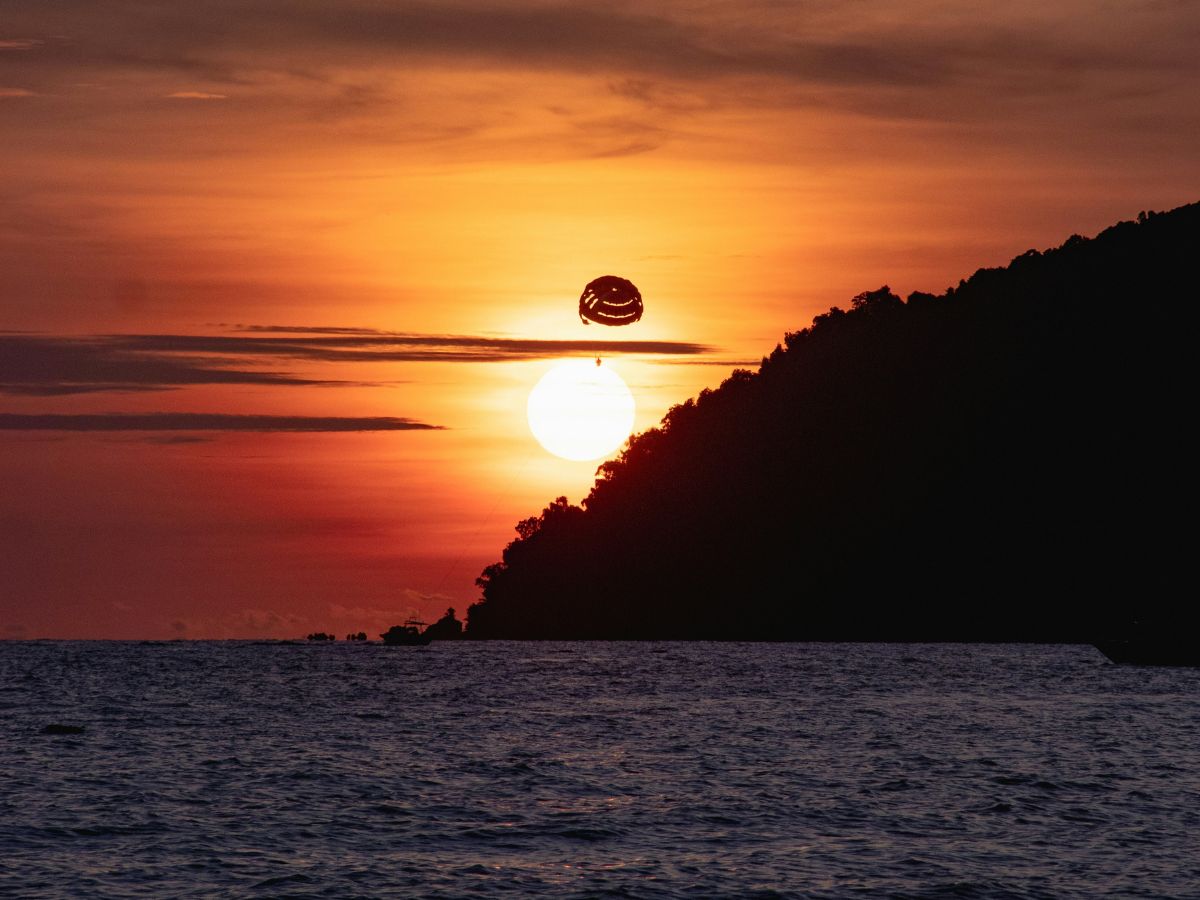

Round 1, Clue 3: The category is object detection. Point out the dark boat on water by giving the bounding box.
[1093,639,1200,667]
[380,621,432,646]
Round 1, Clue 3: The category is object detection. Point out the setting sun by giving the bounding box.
[526,359,636,461]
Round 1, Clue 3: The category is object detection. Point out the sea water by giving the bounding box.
[1,641,1197,898]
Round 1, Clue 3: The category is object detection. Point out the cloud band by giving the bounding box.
[0,413,440,432]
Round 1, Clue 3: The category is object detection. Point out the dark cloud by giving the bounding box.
[0,334,332,395]
[237,325,388,335]
[152,329,713,359]
[588,141,660,159]
[138,434,214,444]
[0,413,439,432]
[664,358,760,367]
[228,2,959,89]
[5,1,1193,109]
[0,331,714,395]
[3,3,926,89]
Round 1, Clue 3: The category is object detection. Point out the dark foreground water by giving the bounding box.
[2,642,1198,898]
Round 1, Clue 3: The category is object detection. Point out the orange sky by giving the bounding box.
[2,1,1199,637]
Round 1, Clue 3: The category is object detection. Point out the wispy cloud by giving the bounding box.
[0,330,715,395]
[170,608,309,639]
[0,413,440,432]
[166,90,226,100]
[0,88,36,97]
[4,2,1194,121]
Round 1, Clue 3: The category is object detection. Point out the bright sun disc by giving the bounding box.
[527,360,636,461]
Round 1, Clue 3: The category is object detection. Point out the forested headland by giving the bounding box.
[468,203,1195,640]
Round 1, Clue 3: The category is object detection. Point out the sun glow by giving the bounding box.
[526,360,636,461]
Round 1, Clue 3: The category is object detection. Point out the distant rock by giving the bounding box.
[423,608,463,641]
[41,724,85,735]
[306,632,336,642]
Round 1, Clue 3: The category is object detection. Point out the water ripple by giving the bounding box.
[1,642,1197,898]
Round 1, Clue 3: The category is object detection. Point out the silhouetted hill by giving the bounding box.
[468,204,1196,640]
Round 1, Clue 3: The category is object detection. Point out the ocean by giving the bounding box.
[2,641,1197,898]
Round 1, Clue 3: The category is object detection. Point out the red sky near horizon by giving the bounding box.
[2,1,1198,638]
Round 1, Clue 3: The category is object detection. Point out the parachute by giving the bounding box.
[578,275,643,327]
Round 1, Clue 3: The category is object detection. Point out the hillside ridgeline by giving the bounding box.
[468,204,1195,640]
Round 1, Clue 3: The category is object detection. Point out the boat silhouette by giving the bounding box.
[380,621,432,646]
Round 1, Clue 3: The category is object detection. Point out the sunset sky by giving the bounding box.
[3,1,1198,638]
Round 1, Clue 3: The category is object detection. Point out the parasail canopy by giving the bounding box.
[579,275,643,326]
